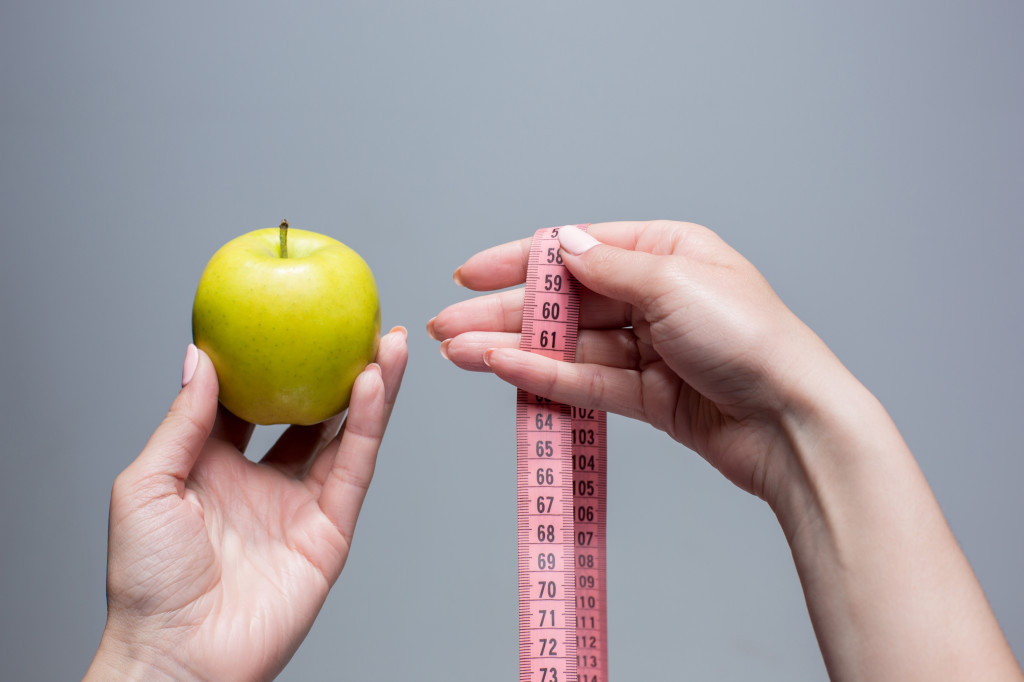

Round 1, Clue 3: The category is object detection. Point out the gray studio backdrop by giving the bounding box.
[2,2,1022,680]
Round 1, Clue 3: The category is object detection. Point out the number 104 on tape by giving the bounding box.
[517,225,609,681]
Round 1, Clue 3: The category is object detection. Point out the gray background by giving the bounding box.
[1,1,1021,680]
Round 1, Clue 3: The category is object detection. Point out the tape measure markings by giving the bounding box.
[518,225,609,682]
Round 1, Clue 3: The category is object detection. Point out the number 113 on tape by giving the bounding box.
[517,225,609,681]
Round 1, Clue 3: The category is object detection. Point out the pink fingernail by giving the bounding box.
[182,344,199,387]
[440,339,451,360]
[558,225,600,255]
[453,267,465,287]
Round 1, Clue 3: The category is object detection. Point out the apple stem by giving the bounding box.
[279,220,289,258]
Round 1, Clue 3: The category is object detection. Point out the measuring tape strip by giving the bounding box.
[518,225,609,682]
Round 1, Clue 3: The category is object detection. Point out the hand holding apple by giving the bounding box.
[85,328,408,681]
[192,221,381,425]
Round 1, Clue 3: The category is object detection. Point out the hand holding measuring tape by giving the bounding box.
[432,220,818,500]
[430,220,1024,681]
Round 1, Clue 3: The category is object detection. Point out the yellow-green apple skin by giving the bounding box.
[192,227,381,425]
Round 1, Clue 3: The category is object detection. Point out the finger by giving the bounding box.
[557,225,672,311]
[133,345,219,494]
[307,327,408,489]
[210,405,256,453]
[428,288,524,339]
[428,288,632,341]
[584,220,699,252]
[259,413,345,477]
[452,237,532,291]
[483,347,647,423]
[447,223,652,293]
[443,329,641,373]
[449,221,680,293]
[485,347,705,451]
[377,326,409,421]
[316,364,387,549]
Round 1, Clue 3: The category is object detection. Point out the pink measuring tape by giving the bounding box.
[517,225,609,681]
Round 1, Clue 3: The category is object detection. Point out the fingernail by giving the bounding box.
[482,348,494,367]
[182,344,199,387]
[367,362,383,377]
[558,225,600,255]
[425,317,437,338]
[440,339,451,360]
[453,267,465,287]
[389,325,408,338]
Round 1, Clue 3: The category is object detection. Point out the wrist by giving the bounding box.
[741,310,912,534]
[766,348,914,543]
[85,620,199,682]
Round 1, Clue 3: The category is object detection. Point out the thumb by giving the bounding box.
[134,344,219,487]
[557,225,666,310]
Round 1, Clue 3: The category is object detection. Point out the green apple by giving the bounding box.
[192,221,381,425]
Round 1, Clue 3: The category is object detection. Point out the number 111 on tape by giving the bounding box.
[517,225,608,681]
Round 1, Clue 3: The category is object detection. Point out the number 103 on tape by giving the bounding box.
[517,225,609,681]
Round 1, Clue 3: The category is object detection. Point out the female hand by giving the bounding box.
[85,327,408,682]
[428,220,841,507]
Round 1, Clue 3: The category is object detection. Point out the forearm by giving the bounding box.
[771,356,1022,681]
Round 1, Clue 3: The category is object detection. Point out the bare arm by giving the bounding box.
[429,221,1022,681]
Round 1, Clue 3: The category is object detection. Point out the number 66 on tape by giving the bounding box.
[517,226,609,681]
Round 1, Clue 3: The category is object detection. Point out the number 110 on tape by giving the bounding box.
[517,226,608,682]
